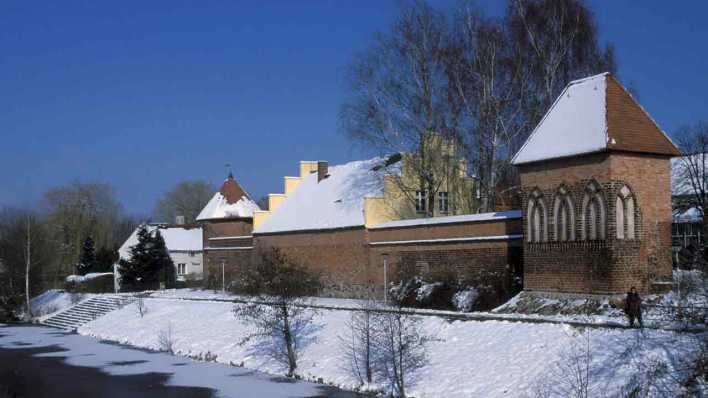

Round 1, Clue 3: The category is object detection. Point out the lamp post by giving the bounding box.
[221,260,226,294]
[382,253,388,304]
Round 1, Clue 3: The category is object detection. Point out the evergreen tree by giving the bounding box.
[151,230,176,289]
[118,225,175,291]
[77,236,96,275]
[94,246,118,273]
[118,225,157,291]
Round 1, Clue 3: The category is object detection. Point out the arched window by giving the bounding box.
[581,182,606,240]
[527,189,548,243]
[553,186,575,241]
[616,185,636,240]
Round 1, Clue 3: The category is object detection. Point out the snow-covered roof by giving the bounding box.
[197,193,260,221]
[512,73,680,165]
[254,158,387,234]
[118,225,203,260]
[369,210,522,229]
[673,206,702,223]
[196,174,260,221]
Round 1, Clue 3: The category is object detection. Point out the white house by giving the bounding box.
[117,224,204,287]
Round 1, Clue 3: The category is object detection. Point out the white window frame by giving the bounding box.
[438,191,449,213]
[415,190,427,213]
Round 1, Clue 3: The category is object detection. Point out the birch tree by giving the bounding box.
[446,7,527,212]
[507,0,616,130]
[341,1,465,217]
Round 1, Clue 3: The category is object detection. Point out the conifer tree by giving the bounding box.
[151,230,176,289]
[118,225,155,291]
[77,236,96,275]
[118,225,175,291]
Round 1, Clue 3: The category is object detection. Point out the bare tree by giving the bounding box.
[135,296,148,318]
[0,208,49,319]
[24,214,31,319]
[233,248,322,377]
[341,1,466,218]
[42,181,125,287]
[370,302,436,397]
[674,122,708,267]
[153,180,215,224]
[446,6,527,212]
[158,321,176,354]
[534,331,595,398]
[339,297,379,386]
[507,0,616,130]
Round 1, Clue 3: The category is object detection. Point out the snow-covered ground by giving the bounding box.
[78,296,701,397]
[20,289,96,320]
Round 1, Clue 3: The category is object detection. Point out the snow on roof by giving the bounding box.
[254,158,386,234]
[196,193,260,221]
[196,174,260,221]
[118,225,203,260]
[512,73,609,165]
[369,210,522,229]
[513,72,680,165]
[673,206,702,223]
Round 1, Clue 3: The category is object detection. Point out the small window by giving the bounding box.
[177,263,186,275]
[438,192,449,213]
[415,191,427,213]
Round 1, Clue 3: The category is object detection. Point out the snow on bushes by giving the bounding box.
[453,288,479,312]
[65,272,113,284]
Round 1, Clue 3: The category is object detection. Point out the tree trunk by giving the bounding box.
[282,305,297,376]
[365,310,372,383]
[25,215,32,320]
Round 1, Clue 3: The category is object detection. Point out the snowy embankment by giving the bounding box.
[79,297,700,397]
[20,289,96,320]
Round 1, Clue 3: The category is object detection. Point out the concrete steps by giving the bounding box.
[41,295,134,331]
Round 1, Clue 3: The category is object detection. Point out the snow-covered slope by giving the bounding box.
[254,158,386,233]
[79,297,698,397]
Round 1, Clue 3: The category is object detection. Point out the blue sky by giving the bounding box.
[1,1,706,216]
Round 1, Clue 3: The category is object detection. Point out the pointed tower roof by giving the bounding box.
[196,173,260,221]
[512,73,680,165]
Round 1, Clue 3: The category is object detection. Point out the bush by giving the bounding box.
[391,263,522,312]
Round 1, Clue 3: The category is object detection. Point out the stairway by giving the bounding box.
[41,295,134,331]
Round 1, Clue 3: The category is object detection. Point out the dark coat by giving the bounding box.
[625,292,642,315]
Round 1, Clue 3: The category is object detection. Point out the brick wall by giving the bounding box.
[201,218,255,289]
[518,152,673,294]
[253,227,374,298]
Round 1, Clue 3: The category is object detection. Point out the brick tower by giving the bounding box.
[512,73,680,295]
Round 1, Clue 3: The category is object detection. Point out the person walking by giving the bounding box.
[624,286,643,328]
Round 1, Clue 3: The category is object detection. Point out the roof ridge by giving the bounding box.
[567,71,610,86]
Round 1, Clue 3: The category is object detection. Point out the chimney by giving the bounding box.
[175,215,185,225]
[317,161,328,183]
